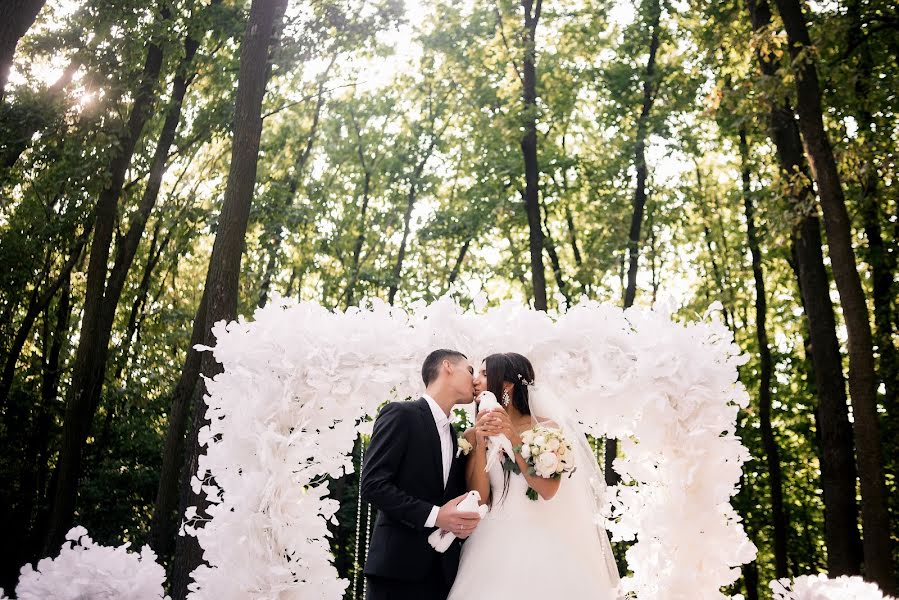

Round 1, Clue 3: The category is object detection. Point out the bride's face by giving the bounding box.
[473,362,487,395]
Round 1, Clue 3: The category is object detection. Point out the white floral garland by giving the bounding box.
[769,574,896,600]
[8,526,168,599]
[3,298,893,600]
[182,295,757,599]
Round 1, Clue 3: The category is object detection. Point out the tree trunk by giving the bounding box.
[114,222,170,381]
[0,229,88,409]
[343,105,377,308]
[258,65,330,307]
[520,0,546,312]
[773,0,894,589]
[539,196,571,309]
[739,128,788,577]
[444,238,470,294]
[388,137,438,305]
[149,289,207,561]
[623,0,660,310]
[96,0,208,374]
[564,205,582,267]
[736,473,760,600]
[0,0,47,100]
[745,0,863,577]
[648,205,658,305]
[695,168,735,332]
[168,0,287,595]
[609,0,661,487]
[344,171,371,308]
[0,274,70,592]
[43,6,180,553]
[845,0,898,505]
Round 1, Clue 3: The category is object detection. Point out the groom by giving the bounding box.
[361,349,482,600]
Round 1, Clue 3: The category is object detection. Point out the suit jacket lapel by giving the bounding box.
[446,423,460,490]
[450,423,458,459]
[416,397,445,491]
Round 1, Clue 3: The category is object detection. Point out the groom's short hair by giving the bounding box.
[422,349,468,386]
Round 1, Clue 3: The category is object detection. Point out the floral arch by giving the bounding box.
[182,296,757,599]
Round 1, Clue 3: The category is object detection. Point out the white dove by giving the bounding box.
[427,490,489,553]
[477,390,516,473]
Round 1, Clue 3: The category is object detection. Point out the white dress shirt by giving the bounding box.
[423,393,453,528]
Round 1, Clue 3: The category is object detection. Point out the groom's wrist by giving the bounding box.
[424,505,439,528]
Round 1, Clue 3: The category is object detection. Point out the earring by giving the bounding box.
[502,389,511,407]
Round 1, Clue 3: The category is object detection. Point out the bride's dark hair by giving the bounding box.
[484,352,535,416]
[482,352,536,505]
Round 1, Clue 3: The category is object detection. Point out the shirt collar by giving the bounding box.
[423,394,451,428]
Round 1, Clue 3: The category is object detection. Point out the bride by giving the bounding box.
[448,352,621,599]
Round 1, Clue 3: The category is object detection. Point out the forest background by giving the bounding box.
[0,0,897,597]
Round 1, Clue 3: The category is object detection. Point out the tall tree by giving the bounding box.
[519,0,547,311]
[623,0,660,309]
[341,99,393,308]
[257,64,331,308]
[772,0,895,589]
[739,128,788,577]
[42,6,171,552]
[0,0,47,100]
[844,0,899,476]
[606,0,661,487]
[168,0,288,595]
[0,229,87,408]
[744,0,863,577]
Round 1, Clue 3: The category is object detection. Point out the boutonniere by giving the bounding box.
[452,406,473,457]
[456,435,473,458]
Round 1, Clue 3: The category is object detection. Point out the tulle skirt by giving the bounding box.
[448,482,618,599]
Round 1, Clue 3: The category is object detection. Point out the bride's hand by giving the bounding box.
[483,407,521,447]
[474,410,494,447]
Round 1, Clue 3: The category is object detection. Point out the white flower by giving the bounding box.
[520,443,531,459]
[770,574,891,600]
[15,527,168,599]
[457,437,473,457]
[536,451,559,477]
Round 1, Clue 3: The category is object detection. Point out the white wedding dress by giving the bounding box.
[447,458,620,599]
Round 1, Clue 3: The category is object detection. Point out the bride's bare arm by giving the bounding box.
[483,408,561,500]
[513,449,561,500]
[465,415,491,503]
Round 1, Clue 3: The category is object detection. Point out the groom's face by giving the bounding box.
[446,357,476,403]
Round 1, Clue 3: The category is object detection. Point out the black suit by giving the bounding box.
[360,397,467,600]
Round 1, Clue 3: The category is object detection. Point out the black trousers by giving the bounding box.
[365,559,451,600]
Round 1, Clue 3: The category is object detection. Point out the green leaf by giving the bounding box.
[503,457,521,475]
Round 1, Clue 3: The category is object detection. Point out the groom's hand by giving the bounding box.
[435,492,481,539]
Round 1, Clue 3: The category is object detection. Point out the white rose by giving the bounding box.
[536,451,559,477]
[520,443,531,459]
[534,435,546,447]
[458,437,473,456]
[547,438,560,452]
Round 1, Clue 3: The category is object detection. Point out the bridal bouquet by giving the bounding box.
[511,425,575,500]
